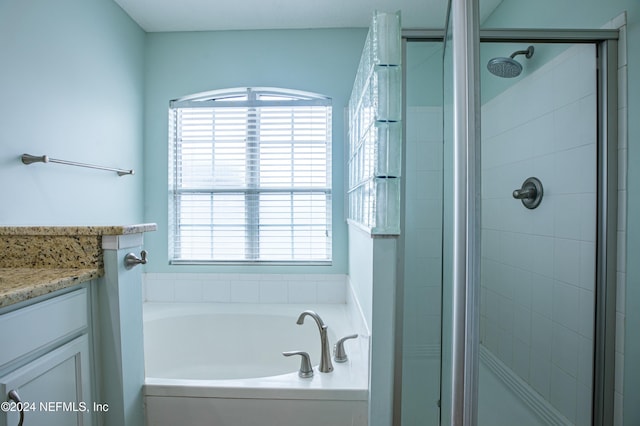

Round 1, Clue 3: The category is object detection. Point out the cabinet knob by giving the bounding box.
[7,389,24,426]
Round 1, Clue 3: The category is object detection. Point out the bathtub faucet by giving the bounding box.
[296,310,334,373]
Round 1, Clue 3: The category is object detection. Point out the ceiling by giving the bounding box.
[113,0,503,32]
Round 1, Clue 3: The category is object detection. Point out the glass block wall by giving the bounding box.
[347,11,402,235]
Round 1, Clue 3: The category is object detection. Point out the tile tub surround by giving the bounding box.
[0,224,157,307]
[144,273,348,304]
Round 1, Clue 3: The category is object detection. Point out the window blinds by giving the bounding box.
[170,89,332,263]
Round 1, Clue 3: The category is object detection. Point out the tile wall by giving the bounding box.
[144,273,347,304]
[403,106,444,357]
[401,106,443,425]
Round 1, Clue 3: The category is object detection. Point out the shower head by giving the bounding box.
[487,45,534,78]
[487,57,523,78]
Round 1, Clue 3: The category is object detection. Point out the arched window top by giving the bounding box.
[171,87,331,108]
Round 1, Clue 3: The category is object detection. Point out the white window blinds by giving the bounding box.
[169,88,332,263]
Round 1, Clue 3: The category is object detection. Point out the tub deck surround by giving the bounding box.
[144,365,368,400]
[0,223,157,307]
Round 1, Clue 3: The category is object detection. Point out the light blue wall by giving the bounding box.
[143,28,367,274]
[0,0,145,225]
[483,1,639,424]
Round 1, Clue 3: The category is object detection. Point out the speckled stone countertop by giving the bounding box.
[0,223,157,269]
[0,223,156,308]
[0,223,157,236]
[0,268,101,308]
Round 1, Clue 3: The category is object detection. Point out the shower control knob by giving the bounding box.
[512,177,543,209]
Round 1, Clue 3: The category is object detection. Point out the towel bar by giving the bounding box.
[21,153,134,176]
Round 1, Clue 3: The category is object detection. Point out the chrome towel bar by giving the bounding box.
[21,153,134,176]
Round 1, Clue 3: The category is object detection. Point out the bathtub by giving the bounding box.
[143,303,369,426]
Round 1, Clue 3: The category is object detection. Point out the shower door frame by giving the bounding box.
[397,23,619,426]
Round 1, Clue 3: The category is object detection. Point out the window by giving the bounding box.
[169,88,332,264]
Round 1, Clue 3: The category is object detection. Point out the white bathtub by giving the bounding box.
[143,303,369,426]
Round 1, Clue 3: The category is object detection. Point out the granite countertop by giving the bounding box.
[0,223,157,309]
[0,223,157,236]
[0,267,101,309]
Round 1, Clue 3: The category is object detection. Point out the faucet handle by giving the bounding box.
[283,351,314,378]
[333,334,358,363]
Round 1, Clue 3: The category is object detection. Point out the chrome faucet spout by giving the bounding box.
[296,310,333,373]
[296,310,325,327]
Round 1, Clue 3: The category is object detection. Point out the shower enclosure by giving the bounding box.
[396,1,619,424]
[479,40,600,426]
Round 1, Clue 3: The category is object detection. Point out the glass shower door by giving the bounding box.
[477,41,598,426]
[428,2,616,423]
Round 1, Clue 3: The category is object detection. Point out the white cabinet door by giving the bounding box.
[0,289,88,369]
[0,335,92,426]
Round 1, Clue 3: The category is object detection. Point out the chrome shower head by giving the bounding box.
[487,57,523,78]
[487,45,534,78]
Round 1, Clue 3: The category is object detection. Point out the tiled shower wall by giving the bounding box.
[403,106,443,356]
[480,44,597,423]
[401,106,443,425]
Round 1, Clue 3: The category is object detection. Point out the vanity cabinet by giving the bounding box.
[0,287,94,426]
